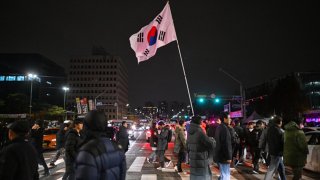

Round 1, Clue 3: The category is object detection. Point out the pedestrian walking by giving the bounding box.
[174,120,187,173]
[30,119,50,176]
[187,116,215,180]
[50,120,71,167]
[250,120,264,173]
[63,118,84,180]
[147,122,158,163]
[116,121,129,152]
[264,116,286,180]
[233,119,244,165]
[0,120,39,180]
[284,119,308,180]
[74,110,126,180]
[215,112,233,180]
[156,121,172,170]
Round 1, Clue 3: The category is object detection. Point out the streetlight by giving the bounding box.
[62,86,69,110]
[219,68,246,120]
[28,73,37,117]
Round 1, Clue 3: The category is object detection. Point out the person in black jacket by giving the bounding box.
[50,121,71,167]
[215,112,232,180]
[233,119,244,165]
[63,118,84,180]
[116,121,129,152]
[250,120,264,173]
[187,116,215,180]
[264,116,286,180]
[75,110,126,180]
[0,120,39,180]
[30,119,50,176]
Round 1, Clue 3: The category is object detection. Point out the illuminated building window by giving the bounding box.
[6,76,16,81]
[0,76,5,81]
[16,76,25,81]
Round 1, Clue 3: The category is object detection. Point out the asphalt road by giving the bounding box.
[40,130,320,180]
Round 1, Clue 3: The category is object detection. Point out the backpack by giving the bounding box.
[167,129,173,142]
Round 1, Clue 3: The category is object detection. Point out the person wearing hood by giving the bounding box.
[284,119,308,180]
[0,120,39,180]
[187,116,215,180]
[116,121,129,152]
[215,112,233,180]
[63,118,84,180]
[75,110,126,180]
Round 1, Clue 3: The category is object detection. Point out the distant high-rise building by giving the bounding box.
[67,53,128,120]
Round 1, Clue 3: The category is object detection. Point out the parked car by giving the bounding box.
[43,128,59,150]
[304,131,320,173]
[302,127,320,133]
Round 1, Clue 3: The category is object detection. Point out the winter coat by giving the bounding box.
[174,125,186,153]
[65,129,84,167]
[30,127,45,153]
[215,123,232,163]
[0,137,39,180]
[246,126,263,148]
[187,123,214,180]
[206,123,219,138]
[56,124,67,149]
[284,121,308,167]
[157,126,169,151]
[267,124,284,156]
[149,126,158,148]
[75,136,126,180]
[117,126,129,152]
[259,128,268,152]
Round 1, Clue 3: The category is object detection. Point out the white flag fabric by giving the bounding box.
[129,2,177,63]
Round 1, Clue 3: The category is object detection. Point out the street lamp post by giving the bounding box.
[62,86,70,110]
[219,68,246,120]
[28,73,37,118]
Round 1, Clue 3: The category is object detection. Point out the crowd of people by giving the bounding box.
[0,110,310,180]
[0,110,127,180]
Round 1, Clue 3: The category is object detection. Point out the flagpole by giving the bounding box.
[175,39,195,117]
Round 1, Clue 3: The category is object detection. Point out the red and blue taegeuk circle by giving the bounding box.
[147,26,157,46]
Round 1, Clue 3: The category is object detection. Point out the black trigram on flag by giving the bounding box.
[137,32,144,42]
[143,49,150,56]
[156,15,163,24]
[158,31,166,41]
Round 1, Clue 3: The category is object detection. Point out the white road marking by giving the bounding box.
[141,174,157,180]
[127,157,146,172]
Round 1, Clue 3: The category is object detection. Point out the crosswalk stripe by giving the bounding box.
[127,157,146,172]
[141,174,157,180]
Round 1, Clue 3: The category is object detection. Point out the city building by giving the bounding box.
[0,53,67,112]
[67,51,128,120]
[246,72,320,124]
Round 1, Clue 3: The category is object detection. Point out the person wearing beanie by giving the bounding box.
[0,120,39,180]
[63,118,84,180]
[75,110,126,180]
[187,115,215,180]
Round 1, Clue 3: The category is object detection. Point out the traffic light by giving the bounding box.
[214,98,220,103]
[198,97,205,103]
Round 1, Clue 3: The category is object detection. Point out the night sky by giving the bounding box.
[1,0,319,107]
